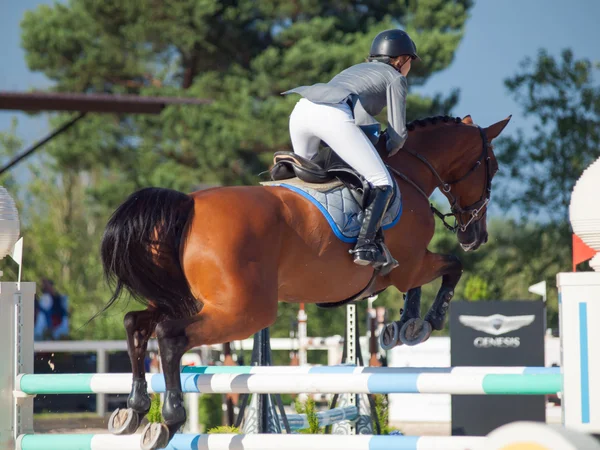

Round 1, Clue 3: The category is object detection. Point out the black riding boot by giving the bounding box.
[351,185,393,267]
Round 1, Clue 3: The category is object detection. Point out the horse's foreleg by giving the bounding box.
[424,254,463,331]
[379,287,423,349]
[109,309,161,435]
[381,252,462,348]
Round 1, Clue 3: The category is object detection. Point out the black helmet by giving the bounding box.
[369,29,419,60]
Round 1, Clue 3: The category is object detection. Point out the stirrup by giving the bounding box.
[350,244,385,266]
[349,241,398,275]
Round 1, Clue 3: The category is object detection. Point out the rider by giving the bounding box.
[282,29,418,268]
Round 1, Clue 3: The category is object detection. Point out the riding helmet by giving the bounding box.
[369,29,420,60]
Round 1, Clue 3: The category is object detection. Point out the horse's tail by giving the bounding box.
[100,187,201,319]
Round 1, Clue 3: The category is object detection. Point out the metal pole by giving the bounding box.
[96,349,107,417]
[297,304,308,366]
[184,393,200,433]
[0,112,86,176]
[347,304,357,435]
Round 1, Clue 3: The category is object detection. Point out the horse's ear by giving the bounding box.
[462,115,473,125]
[485,115,512,141]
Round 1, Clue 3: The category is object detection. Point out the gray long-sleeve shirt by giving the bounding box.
[282,61,408,154]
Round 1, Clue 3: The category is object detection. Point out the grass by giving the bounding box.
[147,394,162,423]
[207,425,241,434]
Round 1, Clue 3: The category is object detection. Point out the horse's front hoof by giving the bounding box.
[141,422,170,450]
[399,318,432,346]
[379,322,400,350]
[108,408,142,435]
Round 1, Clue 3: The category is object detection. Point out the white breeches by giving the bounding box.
[288,98,393,187]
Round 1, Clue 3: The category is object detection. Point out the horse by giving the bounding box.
[100,114,510,449]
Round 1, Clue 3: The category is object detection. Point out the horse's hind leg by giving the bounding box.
[139,315,200,450]
[139,303,276,450]
[109,309,161,435]
[137,218,280,449]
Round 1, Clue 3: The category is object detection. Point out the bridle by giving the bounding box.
[387,126,495,233]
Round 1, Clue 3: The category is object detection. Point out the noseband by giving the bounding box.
[387,126,494,233]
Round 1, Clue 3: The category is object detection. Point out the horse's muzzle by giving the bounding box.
[457,221,488,252]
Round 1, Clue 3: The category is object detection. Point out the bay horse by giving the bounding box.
[100,114,510,449]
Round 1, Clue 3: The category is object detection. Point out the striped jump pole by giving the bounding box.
[16,433,487,450]
[16,371,562,395]
[177,365,558,375]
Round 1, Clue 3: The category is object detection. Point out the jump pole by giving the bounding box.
[15,433,485,450]
[15,371,562,395]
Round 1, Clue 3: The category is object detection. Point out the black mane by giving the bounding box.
[407,115,462,131]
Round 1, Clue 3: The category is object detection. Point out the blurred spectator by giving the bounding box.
[34,279,69,340]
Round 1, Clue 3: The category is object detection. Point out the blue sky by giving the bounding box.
[1,0,53,142]
[1,0,599,159]
[415,0,600,135]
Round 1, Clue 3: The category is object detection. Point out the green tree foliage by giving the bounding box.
[496,49,600,222]
[13,0,474,339]
[463,275,490,301]
[199,393,224,432]
[0,120,134,339]
[19,0,474,191]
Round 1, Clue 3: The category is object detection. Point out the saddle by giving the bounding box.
[270,147,370,204]
[269,146,404,217]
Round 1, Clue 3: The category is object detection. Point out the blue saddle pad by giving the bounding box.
[262,178,402,243]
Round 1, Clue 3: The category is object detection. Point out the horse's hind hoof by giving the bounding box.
[399,318,432,346]
[141,422,170,450]
[379,322,400,350]
[108,408,141,435]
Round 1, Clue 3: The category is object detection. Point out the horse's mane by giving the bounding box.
[406,115,463,132]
